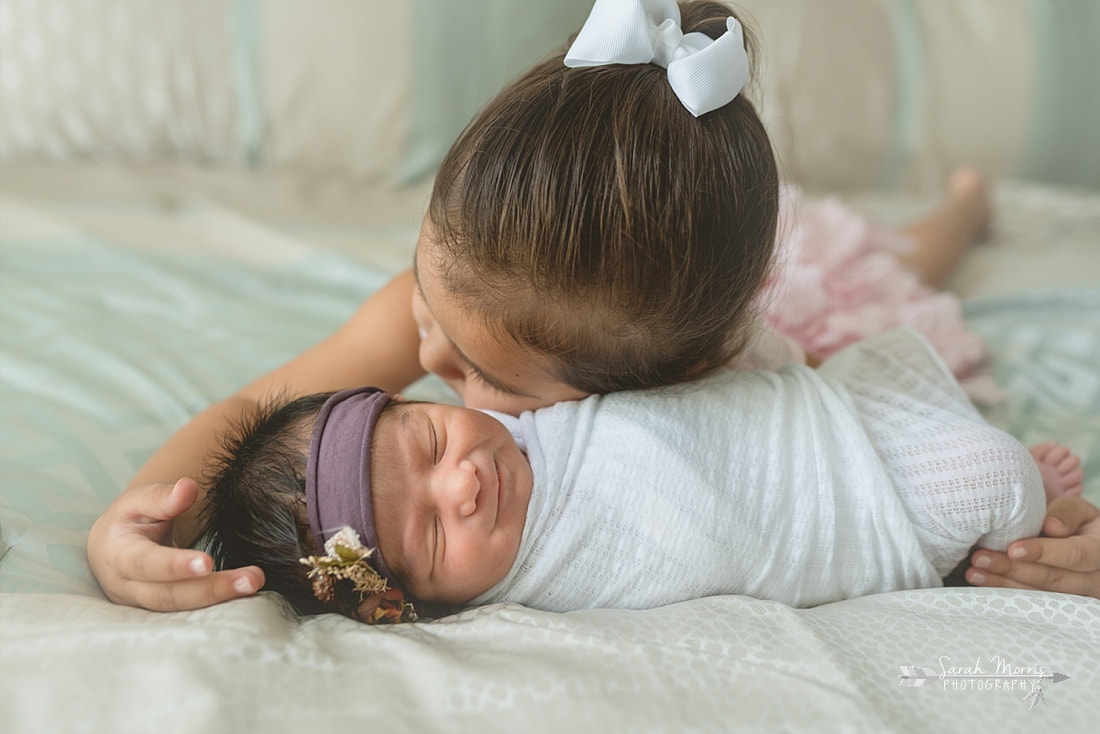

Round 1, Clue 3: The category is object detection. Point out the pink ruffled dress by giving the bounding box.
[733,186,1000,403]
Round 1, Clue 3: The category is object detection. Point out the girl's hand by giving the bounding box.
[87,478,265,611]
[966,495,1100,599]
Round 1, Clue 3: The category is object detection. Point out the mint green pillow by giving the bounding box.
[398,0,593,183]
[1018,0,1100,188]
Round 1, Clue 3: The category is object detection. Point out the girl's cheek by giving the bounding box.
[411,309,429,337]
[411,289,433,332]
[461,385,540,416]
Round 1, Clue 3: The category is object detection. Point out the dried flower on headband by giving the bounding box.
[299,527,417,624]
[359,587,418,625]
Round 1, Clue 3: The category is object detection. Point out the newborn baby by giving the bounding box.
[200,329,1077,623]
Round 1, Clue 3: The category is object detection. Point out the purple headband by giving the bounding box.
[305,386,398,589]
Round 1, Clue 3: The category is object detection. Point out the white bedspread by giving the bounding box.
[2,167,1098,733]
[2,589,1097,733]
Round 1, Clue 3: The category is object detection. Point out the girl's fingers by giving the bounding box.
[1039,495,1100,538]
[158,477,200,519]
[967,496,1100,598]
[118,479,199,524]
[964,568,1042,592]
[1005,534,1100,573]
[124,568,265,613]
[968,552,1099,597]
[119,540,214,583]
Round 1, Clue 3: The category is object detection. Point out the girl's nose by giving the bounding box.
[441,459,480,517]
[419,332,465,382]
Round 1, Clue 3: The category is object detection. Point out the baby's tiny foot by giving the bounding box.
[949,167,992,243]
[1030,442,1085,503]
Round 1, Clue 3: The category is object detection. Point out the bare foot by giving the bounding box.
[1030,442,1085,503]
[948,167,992,243]
[899,167,993,287]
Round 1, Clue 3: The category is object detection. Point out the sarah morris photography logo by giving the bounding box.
[897,655,1070,710]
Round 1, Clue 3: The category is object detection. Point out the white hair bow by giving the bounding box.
[564,0,750,117]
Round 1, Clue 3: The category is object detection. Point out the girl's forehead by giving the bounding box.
[415,248,541,391]
[412,219,589,412]
[413,219,450,275]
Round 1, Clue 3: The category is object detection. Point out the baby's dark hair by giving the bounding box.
[198,392,337,616]
[428,0,780,394]
[200,393,450,621]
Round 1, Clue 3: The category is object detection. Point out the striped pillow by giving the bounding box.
[2,1,1095,191]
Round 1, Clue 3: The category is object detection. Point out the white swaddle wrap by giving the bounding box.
[473,329,1044,613]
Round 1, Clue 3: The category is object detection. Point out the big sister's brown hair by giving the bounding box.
[428,1,779,393]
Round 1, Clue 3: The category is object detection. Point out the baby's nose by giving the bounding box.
[445,459,480,517]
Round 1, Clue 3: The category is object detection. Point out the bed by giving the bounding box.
[2,165,1099,733]
[3,1,1100,732]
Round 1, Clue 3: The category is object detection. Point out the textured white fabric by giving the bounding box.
[3,590,1098,734]
[819,328,1047,573]
[475,329,1045,612]
[563,0,749,117]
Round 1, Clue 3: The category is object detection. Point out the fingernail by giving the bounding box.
[969,572,986,585]
[189,557,207,575]
[1010,547,1027,559]
[973,556,991,568]
[234,577,255,594]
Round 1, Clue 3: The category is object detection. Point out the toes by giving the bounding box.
[1046,446,1069,464]
[1029,442,1086,499]
[1029,442,1054,462]
[949,167,987,196]
[1057,454,1081,473]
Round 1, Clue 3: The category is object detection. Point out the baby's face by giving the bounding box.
[411,220,589,415]
[369,401,533,605]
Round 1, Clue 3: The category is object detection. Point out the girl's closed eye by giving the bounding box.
[467,365,520,397]
[467,367,499,393]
